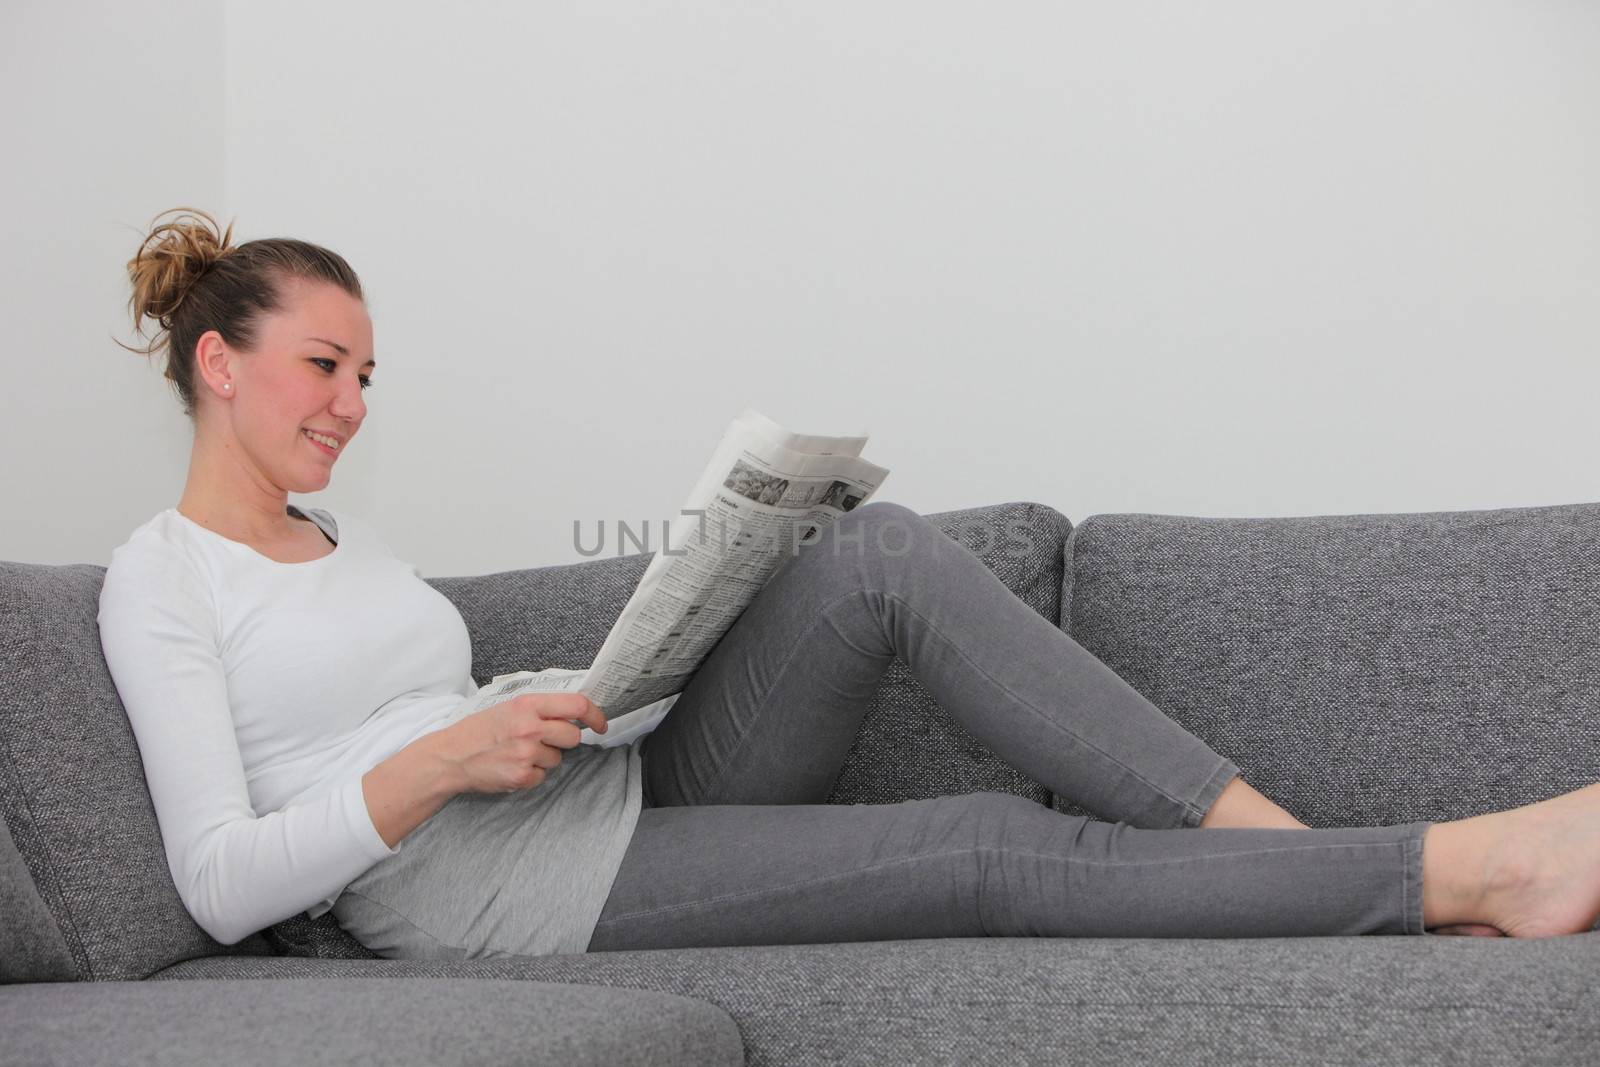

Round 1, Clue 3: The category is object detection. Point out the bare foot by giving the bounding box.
[1200,776,1515,937]
[1455,780,1600,939]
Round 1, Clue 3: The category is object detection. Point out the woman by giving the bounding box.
[99,207,1598,961]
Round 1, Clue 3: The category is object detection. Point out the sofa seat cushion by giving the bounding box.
[150,935,1599,1065]
[1,977,742,1066]
[1057,502,1600,829]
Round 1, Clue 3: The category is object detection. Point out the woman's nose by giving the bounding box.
[330,377,367,422]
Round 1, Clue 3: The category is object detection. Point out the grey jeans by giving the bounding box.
[585,501,1431,952]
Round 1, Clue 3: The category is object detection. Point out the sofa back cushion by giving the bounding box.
[0,815,76,983]
[1057,502,1600,828]
[0,562,277,981]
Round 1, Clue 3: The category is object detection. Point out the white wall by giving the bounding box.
[1,0,224,566]
[5,1,1598,575]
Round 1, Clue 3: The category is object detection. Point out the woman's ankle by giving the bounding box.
[1422,819,1491,928]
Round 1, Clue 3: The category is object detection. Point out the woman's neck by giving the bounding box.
[176,449,301,546]
[176,493,303,543]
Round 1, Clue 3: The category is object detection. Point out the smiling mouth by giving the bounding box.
[303,429,341,456]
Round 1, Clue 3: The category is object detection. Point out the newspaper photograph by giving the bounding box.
[446,408,889,748]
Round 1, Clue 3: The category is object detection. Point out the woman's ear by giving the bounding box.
[193,330,235,398]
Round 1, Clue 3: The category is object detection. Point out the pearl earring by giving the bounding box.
[223,383,231,391]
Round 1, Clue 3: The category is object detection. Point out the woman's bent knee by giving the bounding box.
[815,501,938,565]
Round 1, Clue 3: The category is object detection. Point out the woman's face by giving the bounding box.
[203,278,376,495]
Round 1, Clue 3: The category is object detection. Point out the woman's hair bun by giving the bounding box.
[125,207,236,331]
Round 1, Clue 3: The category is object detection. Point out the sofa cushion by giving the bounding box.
[0,813,75,983]
[148,936,1600,1065]
[258,910,378,961]
[1055,502,1600,829]
[0,561,277,981]
[2,977,743,1066]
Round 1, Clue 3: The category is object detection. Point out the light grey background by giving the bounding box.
[3,1,1597,576]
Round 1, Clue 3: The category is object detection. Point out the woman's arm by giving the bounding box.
[361,732,467,850]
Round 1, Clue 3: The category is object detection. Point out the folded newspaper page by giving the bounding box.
[447,408,889,748]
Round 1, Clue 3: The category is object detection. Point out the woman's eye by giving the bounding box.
[311,357,373,390]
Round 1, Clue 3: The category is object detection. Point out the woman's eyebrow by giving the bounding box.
[306,336,378,368]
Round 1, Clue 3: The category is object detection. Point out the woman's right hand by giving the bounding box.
[438,692,609,796]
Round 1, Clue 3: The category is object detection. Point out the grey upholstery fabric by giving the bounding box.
[0,562,277,982]
[1053,502,1600,830]
[147,937,1600,1066]
[259,912,374,962]
[0,815,75,983]
[0,978,744,1067]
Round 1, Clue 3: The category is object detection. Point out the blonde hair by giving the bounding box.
[116,207,364,419]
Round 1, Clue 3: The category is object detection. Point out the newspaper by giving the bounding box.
[446,408,890,748]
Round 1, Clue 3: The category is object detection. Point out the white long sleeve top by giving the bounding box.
[96,505,486,945]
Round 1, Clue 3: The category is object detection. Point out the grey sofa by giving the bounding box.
[4,499,1598,1066]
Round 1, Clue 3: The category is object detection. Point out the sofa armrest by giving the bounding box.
[0,978,743,1067]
